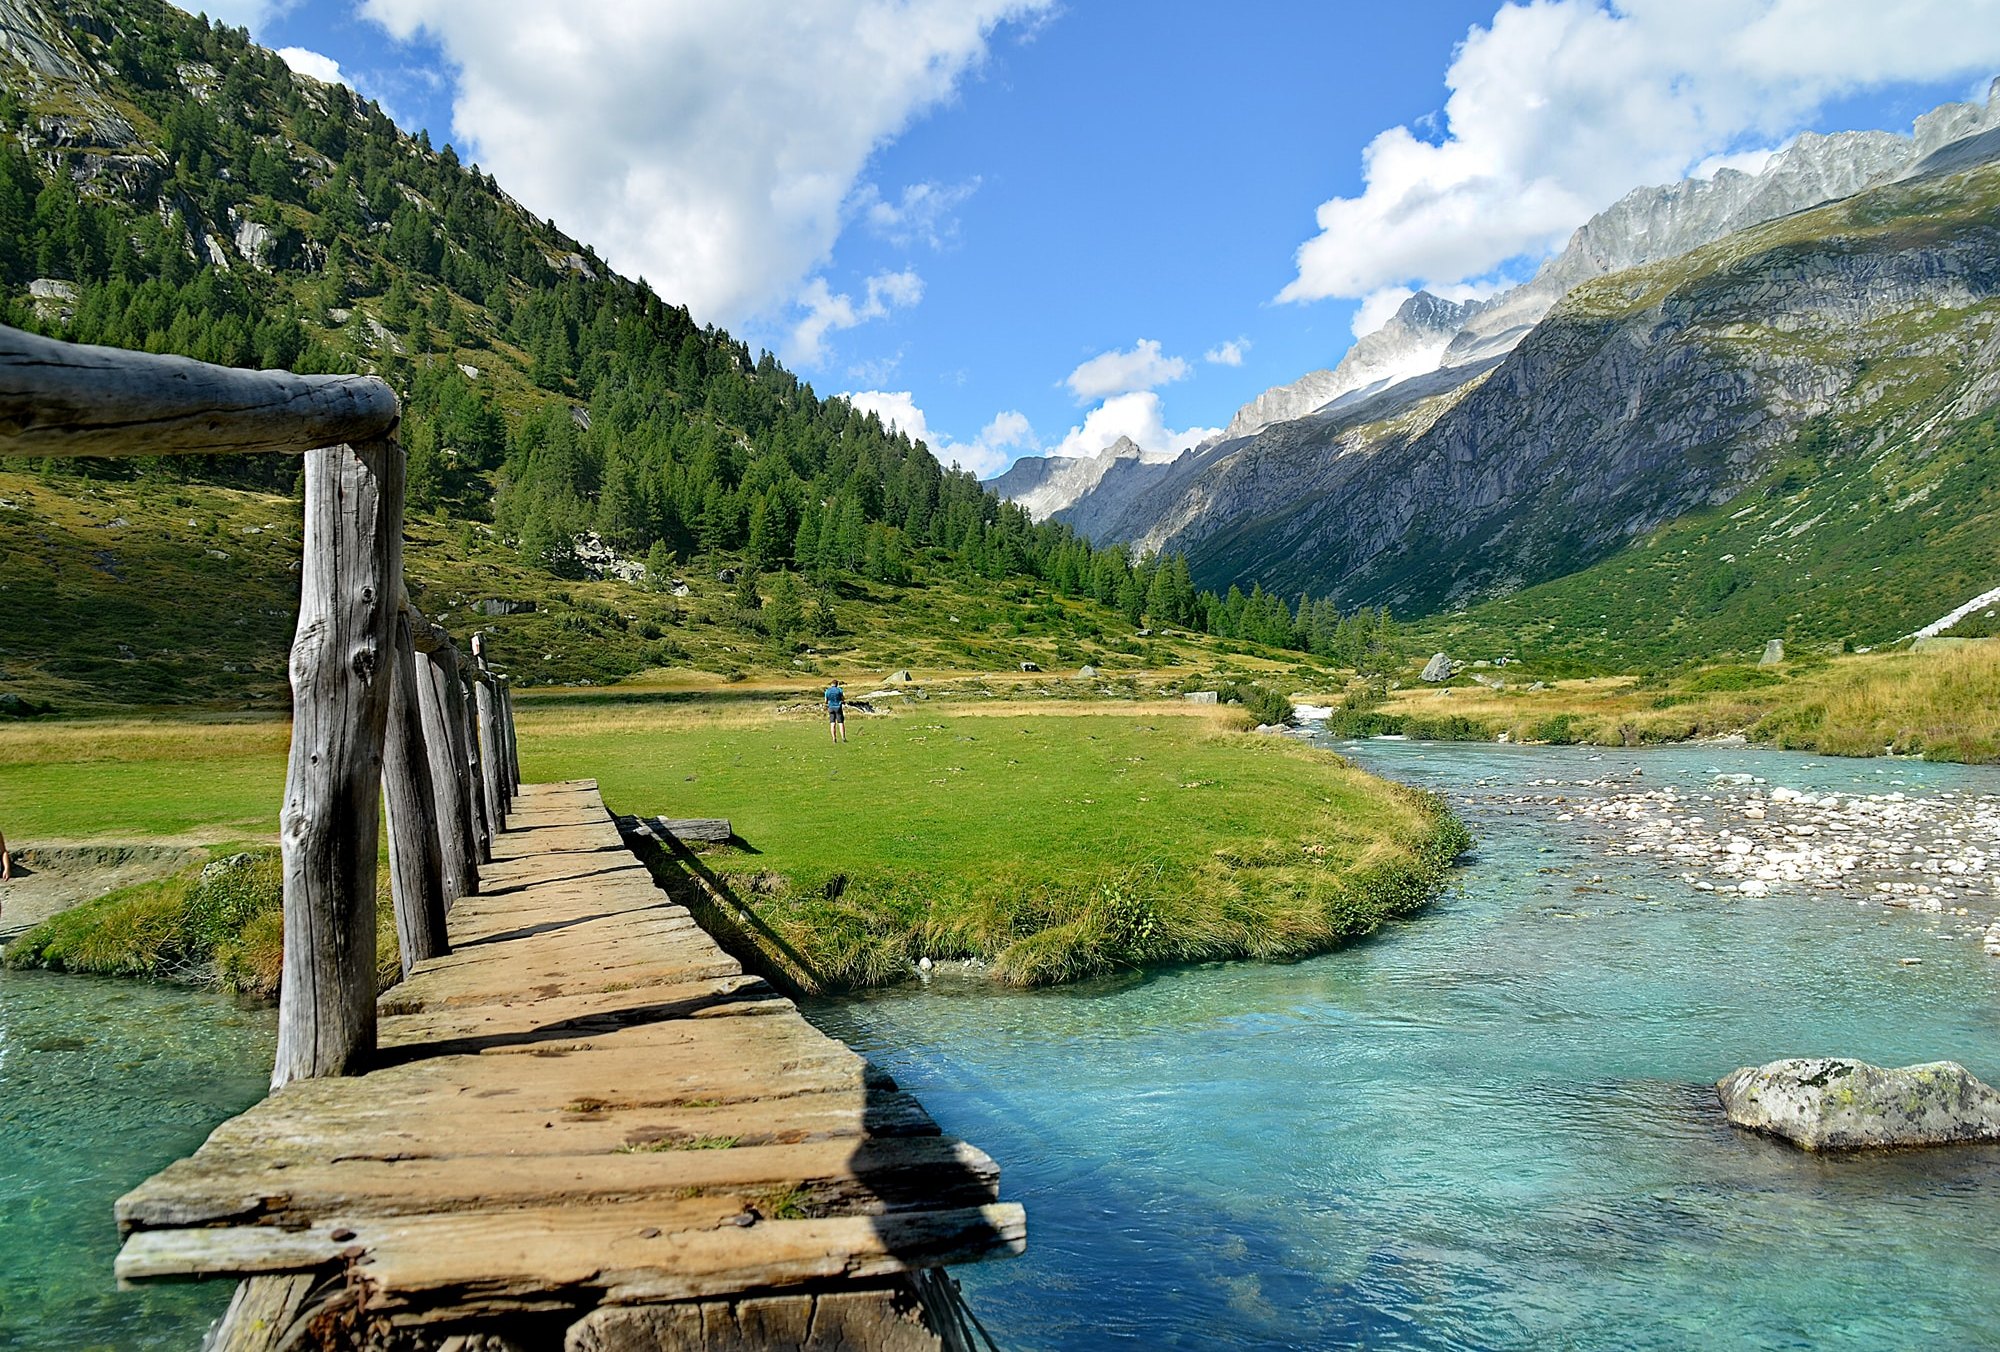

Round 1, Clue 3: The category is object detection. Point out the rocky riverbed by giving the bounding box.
[1490,767,2000,956]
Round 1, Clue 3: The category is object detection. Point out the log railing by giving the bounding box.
[0,325,521,1088]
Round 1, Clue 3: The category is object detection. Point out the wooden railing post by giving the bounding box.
[461,662,493,862]
[273,437,402,1089]
[500,680,521,791]
[415,637,479,900]
[473,668,506,836]
[383,610,449,975]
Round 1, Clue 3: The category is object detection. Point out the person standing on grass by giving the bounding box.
[824,678,847,744]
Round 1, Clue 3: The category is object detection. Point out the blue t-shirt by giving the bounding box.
[825,685,844,709]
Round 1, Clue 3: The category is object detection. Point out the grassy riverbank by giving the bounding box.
[0,698,1467,993]
[1350,641,2000,763]
[522,700,1468,988]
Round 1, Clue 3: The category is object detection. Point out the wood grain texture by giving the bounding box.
[474,675,505,841]
[0,324,398,458]
[211,1272,317,1352]
[462,667,493,864]
[503,685,522,789]
[384,611,449,973]
[118,782,1022,1332]
[273,439,402,1089]
[415,642,479,903]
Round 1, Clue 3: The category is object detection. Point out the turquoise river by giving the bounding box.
[4,740,1999,1348]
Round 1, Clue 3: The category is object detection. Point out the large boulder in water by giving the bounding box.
[1717,1057,2000,1151]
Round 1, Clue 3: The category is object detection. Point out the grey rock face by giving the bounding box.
[1717,1057,2000,1151]
[1162,175,2000,611]
[1759,639,1785,666]
[986,436,1182,527]
[1070,83,2000,563]
[1215,291,1482,443]
[1420,653,1454,682]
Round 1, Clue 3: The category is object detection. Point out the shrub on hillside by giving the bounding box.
[1216,679,1295,725]
[4,848,287,996]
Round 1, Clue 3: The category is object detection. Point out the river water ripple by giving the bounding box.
[5,741,1999,1348]
[810,740,2000,1351]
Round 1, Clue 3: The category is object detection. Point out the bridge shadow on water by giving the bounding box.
[623,821,1018,1350]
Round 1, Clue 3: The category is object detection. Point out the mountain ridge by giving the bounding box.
[1009,80,2000,569]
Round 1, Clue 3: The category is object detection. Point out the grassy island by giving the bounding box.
[1,698,1469,994]
[525,699,1469,989]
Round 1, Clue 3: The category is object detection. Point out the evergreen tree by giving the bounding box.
[765,571,804,645]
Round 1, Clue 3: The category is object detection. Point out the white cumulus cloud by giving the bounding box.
[843,392,1037,480]
[1203,338,1249,367]
[277,47,348,87]
[856,179,982,250]
[786,270,924,367]
[1051,391,1218,463]
[1278,0,2000,308]
[1063,339,1191,403]
[360,0,1051,329]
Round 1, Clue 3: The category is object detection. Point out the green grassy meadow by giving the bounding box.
[0,718,288,841]
[0,698,1468,993]
[522,699,1467,988]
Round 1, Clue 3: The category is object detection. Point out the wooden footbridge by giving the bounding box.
[0,328,1023,1350]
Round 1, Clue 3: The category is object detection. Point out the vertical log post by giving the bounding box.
[500,680,521,791]
[415,640,479,900]
[460,663,493,862]
[474,671,506,836]
[382,611,449,975]
[273,438,402,1090]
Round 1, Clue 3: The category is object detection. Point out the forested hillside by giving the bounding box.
[0,0,1396,706]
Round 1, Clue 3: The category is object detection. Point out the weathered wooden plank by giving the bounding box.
[209,1272,330,1352]
[376,974,773,1049]
[0,324,400,459]
[117,779,1022,1325]
[460,672,492,860]
[273,438,401,1088]
[384,611,450,973]
[500,682,522,790]
[193,1088,943,1162]
[119,1138,1001,1231]
[564,1283,945,1352]
[416,640,479,902]
[474,675,506,838]
[644,817,735,844]
[116,1203,1028,1310]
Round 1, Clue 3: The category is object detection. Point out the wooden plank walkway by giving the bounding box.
[115,781,1024,1329]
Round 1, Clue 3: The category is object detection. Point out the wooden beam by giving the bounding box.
[273,439,401,1089]
[384,611,450,973]
[461,664,493,864]
[209,1272,333,1352]
[474,672,505,837]
[415,641,479,902]
[117,1137,1002,1231]
[115,1203,1029,1308]
[0,324,398,459]
[643,817,733,844]
[501,682,522,791]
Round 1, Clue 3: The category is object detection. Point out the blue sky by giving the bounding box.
[198,1,2000,477]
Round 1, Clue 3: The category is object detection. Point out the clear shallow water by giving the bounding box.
[0,968,273,1350]
[809,741,2000,1351]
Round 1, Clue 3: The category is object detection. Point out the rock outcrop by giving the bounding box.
[1716,1057,2000,1151]
[1041,81,2000,613]
[984,436,1183,527]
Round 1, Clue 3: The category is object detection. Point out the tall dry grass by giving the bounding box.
[1786,642,2000,761]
